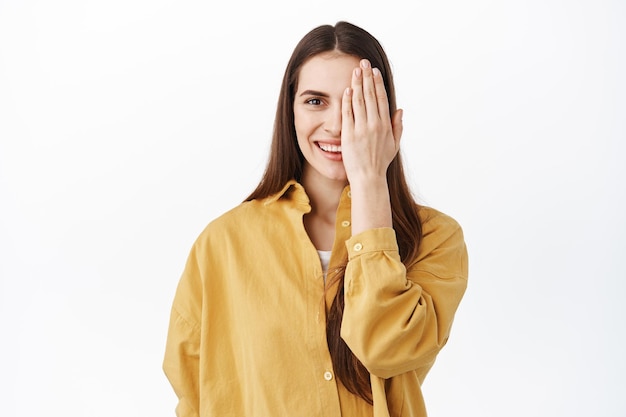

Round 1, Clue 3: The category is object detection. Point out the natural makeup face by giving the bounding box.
[294,52,360,185]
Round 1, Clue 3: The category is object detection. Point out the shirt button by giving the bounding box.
[353,243,363,251]
[341,220,350,227]
[347,191,351,198]
[324,371,333,381]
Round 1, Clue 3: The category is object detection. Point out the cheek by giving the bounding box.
[292,113,306,146]
[293,112,310,137]
[294,110,321,133]
[293,107,304,124]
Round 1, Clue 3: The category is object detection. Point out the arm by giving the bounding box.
[339,60,468,378]
[163,246,203,417]
[340,58,402,235]
[340,212,467,378]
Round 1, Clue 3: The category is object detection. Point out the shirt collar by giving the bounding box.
[262,180,352,208]
[262,180,308,206]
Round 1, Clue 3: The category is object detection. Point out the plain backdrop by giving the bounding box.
[1,0,624,416]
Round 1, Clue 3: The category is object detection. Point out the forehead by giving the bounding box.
[296,52,360,93]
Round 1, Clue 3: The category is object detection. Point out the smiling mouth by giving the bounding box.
[317,143,342,153]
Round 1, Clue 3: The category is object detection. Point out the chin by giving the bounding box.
[302,161,348,185]
[324,170,348,183]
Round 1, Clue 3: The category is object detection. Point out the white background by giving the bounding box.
[1,0,624,416]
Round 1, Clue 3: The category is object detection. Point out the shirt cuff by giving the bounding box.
[345,227,400,260]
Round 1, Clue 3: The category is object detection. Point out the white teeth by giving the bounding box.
[318,143,342,153]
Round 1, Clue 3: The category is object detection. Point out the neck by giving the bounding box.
[301,168,346,219]
[300,166,347,251]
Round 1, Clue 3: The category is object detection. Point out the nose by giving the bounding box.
[323,104,342,137]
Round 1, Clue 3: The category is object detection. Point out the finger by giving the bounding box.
[350,66,366,124]
[360,59,378,122]
[391,109,404,146]
[342,87,355,139]
[373,67,391,124]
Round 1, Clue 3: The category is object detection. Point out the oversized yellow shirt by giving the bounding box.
[163,181,468,416]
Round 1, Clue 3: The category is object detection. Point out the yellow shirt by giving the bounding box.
[163,181,468,417]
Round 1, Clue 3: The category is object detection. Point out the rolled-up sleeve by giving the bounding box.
[340,212,468,379]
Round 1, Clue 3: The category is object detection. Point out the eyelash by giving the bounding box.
[305,98,323,106]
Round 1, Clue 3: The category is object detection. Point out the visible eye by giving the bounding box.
[305,98,323,106]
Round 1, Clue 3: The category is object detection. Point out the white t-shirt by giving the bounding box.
[317,250,331,281]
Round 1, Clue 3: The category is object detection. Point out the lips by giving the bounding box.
[315,141,343,161]
[317,142,342,153]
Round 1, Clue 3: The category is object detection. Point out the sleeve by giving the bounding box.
[163,245,204,417]
[340,212,468,379]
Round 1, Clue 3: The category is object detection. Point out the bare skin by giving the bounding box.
[342,59,403,236]
[294,55,403,250]
[302,174,345,250]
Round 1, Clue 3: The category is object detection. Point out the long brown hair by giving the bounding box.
[246,21,423,404]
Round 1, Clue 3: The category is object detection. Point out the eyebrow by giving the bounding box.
[298,90,330,97]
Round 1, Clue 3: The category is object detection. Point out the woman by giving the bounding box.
[163,21,468,417]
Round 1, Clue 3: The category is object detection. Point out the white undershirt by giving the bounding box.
[317,250,331,281]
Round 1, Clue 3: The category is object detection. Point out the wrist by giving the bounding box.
[347,175,389,193]
[349,177,393,234]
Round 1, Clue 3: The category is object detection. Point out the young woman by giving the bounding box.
[163,21,468,417]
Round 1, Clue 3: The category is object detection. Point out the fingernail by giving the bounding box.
[361,59,370,69]
[373,68,380,77]
[354,68,362,77]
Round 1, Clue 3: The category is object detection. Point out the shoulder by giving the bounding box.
[193,192,300,249]
[196,200,262,241]
[417,206,463,236]
[413,205,467,278]
[201,181,305,234]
